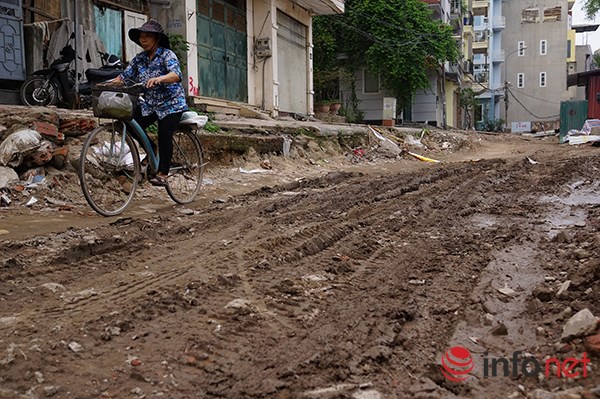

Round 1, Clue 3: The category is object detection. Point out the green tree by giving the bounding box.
[582,0,600,18]
[313,0,459,109]
[593,52,600,69]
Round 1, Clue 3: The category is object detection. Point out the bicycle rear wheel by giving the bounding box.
[166,128,205,204]
[79,122,140,216]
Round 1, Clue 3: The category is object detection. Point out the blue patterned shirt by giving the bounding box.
[120,47,188,119]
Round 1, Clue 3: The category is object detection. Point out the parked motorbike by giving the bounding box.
[20,33,125,108]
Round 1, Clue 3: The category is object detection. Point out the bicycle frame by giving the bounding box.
[120,119,159,172]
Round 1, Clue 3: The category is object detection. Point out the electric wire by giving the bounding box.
[508,87,559,119]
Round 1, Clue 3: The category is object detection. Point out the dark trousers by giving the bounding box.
[133,111,183,175]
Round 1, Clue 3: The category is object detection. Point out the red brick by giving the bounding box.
[382,119,395,127]
[585,333,600,355]
[31,121,64,144]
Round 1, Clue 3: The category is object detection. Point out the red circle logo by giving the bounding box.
[441,346,474,382]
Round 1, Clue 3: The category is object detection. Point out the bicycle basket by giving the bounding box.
[91,85,142,120]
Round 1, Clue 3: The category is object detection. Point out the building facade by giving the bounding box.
[500,0,573,131]
[472,0,504,127]
[1,0,345,117]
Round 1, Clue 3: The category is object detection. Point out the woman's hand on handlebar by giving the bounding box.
[146,77,163,88]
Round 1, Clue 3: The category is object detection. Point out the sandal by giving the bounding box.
[149,175,168,187]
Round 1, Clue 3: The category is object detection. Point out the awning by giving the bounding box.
[567,69,600,87]
[291,0,344,15]
[572,24,600,33]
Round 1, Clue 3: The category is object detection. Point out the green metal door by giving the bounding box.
[197,0,247,101]
[560,100,588,135]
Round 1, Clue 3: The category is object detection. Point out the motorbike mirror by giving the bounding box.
[70,32,76,39]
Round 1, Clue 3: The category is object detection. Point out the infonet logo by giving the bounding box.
[441,346,591,382]
[441,346,474,382]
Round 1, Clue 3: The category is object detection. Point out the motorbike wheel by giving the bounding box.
[20,77,59,106]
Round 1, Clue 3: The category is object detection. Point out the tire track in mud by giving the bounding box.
[2,153,600,398]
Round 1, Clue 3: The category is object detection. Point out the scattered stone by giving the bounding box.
[34,371,44,383]
[178,208,195,216]
[225,298,254,312]
[131,358,142,367]
[41,283,66,294]
[491,323,509,336]
[43,385,60,397]
[497,283,516,297]
[0,229,8,235]
[533,286,553,302]
[585,333,600,356]
[561,308,599,342]
[560,307,574,320]
[409,279,426,285]
[528,390,556,399]
[574,249,592,260]
[0,316,17,325]
[352,390,382,399]
[68,341,83,353]
[557,281,571,299]
[484,313,495,326]
[0,166,18,188]
[260,159,272,169]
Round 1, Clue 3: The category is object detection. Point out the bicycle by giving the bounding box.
[78,83,206,216]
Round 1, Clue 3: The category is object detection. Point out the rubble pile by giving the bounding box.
[0,108,96,210]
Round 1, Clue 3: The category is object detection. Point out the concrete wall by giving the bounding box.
[501,0,571,125]
[412,72,440,125]
[445,80,460,128]
[340,68,391,121]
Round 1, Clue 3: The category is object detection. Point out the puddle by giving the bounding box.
[470,213,500,229]
[539,181,599,238]
[544,208,587,239]
[540,181,600,207]
[446,244,545,382]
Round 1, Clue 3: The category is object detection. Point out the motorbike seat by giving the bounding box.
[86,68,122,82]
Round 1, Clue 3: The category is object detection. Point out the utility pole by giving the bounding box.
[504,45,527,133]
[504,79,509,132]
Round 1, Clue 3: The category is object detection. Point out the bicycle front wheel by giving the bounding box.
[79,122,140,216]
[166,128,205,204]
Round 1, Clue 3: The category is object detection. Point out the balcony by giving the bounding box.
[473,0,489,15]
[491,50,505,63]
[492,16,506,31]
[422,0,442,19]
[473,35,489,52]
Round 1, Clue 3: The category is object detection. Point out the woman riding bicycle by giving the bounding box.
[110,19,188,187]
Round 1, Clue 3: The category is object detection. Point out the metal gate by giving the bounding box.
[197,0,247,101]
[560,100,588,134]
[0,0,26,81]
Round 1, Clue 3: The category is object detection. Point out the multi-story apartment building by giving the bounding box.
[500,0,573,131]
[472,0,505,127]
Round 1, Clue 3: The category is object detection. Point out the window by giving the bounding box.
[517,73,525,88]
[540,72,547,87]
[521,8,540,23]
[518,41,526,56]
[567,40,572,58]
[363,69,380,93]
[540,40,547,55]
[543,6,561,21]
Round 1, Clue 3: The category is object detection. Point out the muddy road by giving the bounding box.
[1,134,600,399]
